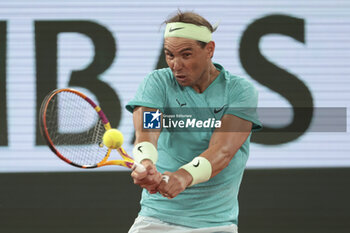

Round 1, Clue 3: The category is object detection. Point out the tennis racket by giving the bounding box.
[39,88,145,173]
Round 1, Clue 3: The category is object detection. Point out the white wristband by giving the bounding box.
[180,157,212,187]
[132,142,158,164]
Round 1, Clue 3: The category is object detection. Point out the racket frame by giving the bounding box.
[40,88,137,170]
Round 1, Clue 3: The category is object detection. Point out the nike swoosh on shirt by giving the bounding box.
[169,27,184,32]
[214,105,226,114]
[176,99,187,107]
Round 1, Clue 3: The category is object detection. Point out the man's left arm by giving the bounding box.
[201,114,252,177]
[158,114,252,198]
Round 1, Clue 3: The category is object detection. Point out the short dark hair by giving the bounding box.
[164,10,216,48]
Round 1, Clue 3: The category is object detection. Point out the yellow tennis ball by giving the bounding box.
[102,129,124,149]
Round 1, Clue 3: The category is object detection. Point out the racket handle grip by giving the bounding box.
[132,162,146,173]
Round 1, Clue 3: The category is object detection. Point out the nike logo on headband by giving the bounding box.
[169,27,184,32]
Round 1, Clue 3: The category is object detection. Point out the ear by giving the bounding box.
[206,41,215,59]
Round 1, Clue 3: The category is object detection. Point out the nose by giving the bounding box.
[171,57,183,72]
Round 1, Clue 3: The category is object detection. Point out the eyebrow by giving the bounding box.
[164,47,193,54]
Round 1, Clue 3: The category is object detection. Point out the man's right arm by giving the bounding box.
[130,106,162,193]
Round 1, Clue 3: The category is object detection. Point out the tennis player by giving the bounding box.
[126,11,262,233]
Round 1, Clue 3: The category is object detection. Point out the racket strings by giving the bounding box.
[45,91,108,166]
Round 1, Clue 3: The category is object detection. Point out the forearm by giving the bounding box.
[133,106,161,147]
[179,116,252,187]
[199,132,250,177]
[134,130,159,146]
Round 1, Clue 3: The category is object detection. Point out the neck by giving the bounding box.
[192,63,220,93]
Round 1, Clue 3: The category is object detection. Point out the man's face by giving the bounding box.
[164,37,214,87]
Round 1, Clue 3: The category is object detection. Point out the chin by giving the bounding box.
[175,78,189,86]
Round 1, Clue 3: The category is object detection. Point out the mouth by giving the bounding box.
[175,75,186,80]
